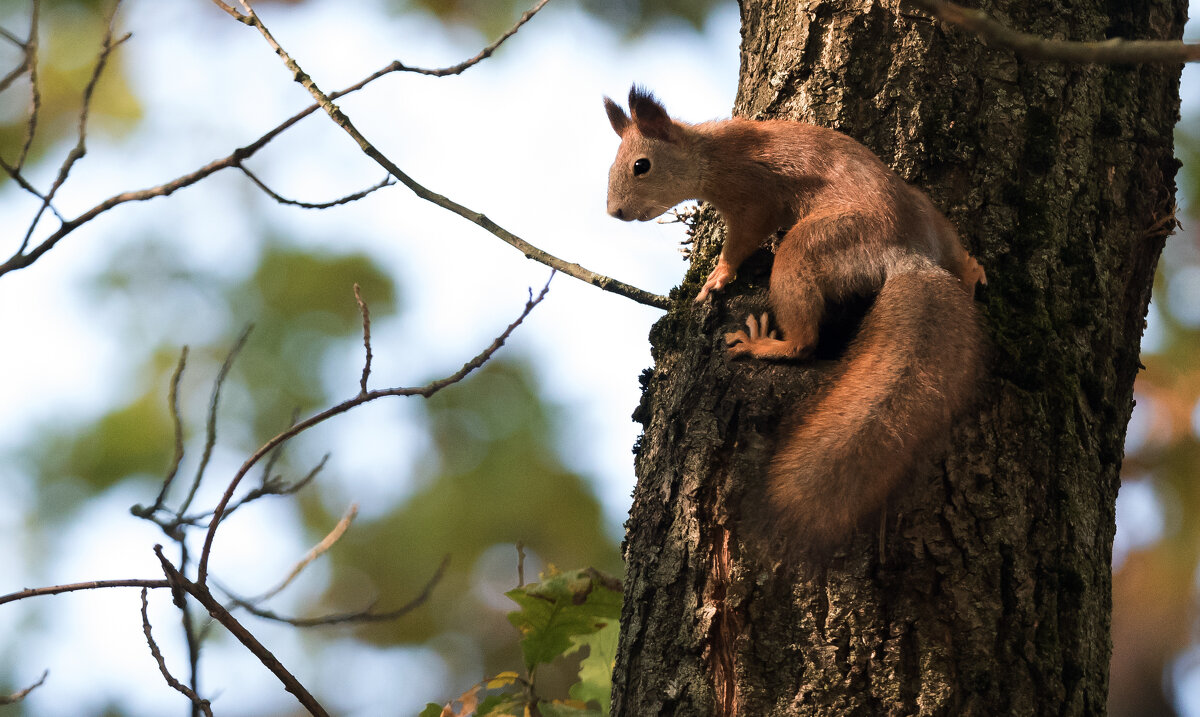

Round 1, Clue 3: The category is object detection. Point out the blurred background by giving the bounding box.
[0,0,1196,714]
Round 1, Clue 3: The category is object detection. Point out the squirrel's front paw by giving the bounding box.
[725,313,776,357]
[695,262,735,303]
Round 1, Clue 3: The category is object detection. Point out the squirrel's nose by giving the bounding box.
[612,207,625,220]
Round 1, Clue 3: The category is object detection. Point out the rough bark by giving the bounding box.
[612,1,1184,715]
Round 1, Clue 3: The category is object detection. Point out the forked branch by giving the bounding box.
[197,273,555,585]
[220,0,670,310]
[906,0,1198,63]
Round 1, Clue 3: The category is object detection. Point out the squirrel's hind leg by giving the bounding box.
[726,312,813,360]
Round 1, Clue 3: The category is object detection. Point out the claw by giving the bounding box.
[694,260,735,303]
[742,313,773,340]
[727,312,777,356]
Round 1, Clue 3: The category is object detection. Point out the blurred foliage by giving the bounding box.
[1,0,628,712]
[0,0,722,181]
[9,225,620,710]
[0,0,141,172]
[393,0,724,38]
[422,568,621,716]
[1107,121,1200,717]
[6,0,1198,714]
[308,357,620,678]
[21,241,398,510]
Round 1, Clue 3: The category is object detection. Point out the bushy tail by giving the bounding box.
[765,261,983,554]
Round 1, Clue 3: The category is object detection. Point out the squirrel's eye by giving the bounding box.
[633,158,651,176]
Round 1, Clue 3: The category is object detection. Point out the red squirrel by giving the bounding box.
[604,86,986,553]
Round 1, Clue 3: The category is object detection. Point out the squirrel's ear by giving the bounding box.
[604,96,629,137]
[628,85,677,142]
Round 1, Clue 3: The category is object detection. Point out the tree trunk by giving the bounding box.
[612,0,1184,715]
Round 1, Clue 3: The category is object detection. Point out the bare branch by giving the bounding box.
[258,407,299,485]
[0,579,170,607]
[0,669,48,705]
[224,555,449,628]
[238,165,395,209]
[905,0,1199,63]
[198,273,555,585]
[250,503,358,603]
[177,326,252,518]
[224,1,670,310]
[15,2,131,257]
[140,589,214,717]
[153,546,330,717]
[175,453,328,529]
[0,8,33,96]
[13,0,40,172]
[173,543,205,717]
[0,0,659,313]
[0,61,27,95]
[136,347,189,518]
[516,541,526,588]
[0,155,64,222]
[209,0,250,24]
[393,0,551,77]
[354,284,372,395]
[0,24,26,49]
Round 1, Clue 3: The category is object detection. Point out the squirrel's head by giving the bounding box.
[603,86,701,222]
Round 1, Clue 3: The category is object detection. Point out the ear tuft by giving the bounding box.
[603,96,630,137]
[627,84,677,143]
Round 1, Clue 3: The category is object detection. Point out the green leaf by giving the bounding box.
[475,692,525,716]
[565,616,618,713]
[418,704,445,717]
[505,568,621,674]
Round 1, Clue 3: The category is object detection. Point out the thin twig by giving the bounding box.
[516,541,526,588]
[209,0,250,24]
[0,670,48,705]
[153,546,330,717]
[175,542,204,717]
[0,0,665,315]
[198,273,555,585]
[905,0,1199,63]
[145,347,189,514]
[224,555,449,627]
[0,0,498,254]
[250,503,358,603]
[221,0,670,310]
[390,0,551,77]
[140,588,214,717]
[0,24,26,48]
[239,165,395,209]
[0,155,64,222]
[178,453,328,528]
[14,0,40,172]
[0,579,170,607]
[354,284,372,395]
[16,3,131,257]
[0,14,32,96]
[0,60,28,94]
[177,326,252,518]
[258,407,299,486]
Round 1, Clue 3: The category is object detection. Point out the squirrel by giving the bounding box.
[604,86,986,554]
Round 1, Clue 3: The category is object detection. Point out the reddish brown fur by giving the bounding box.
[605,87,986,553]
